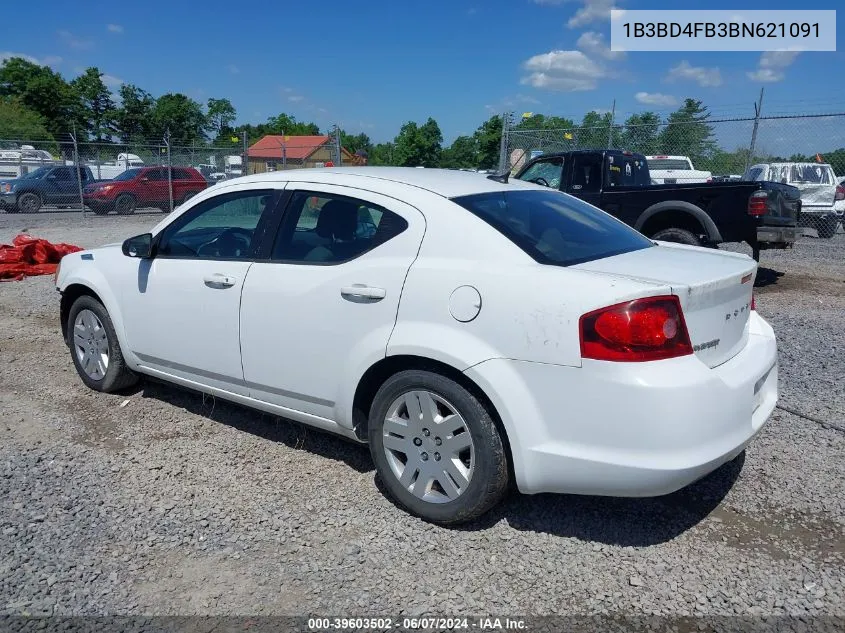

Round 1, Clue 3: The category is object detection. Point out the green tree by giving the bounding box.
[0,97,55,142]
[369,142,396,166]
[71,67,115,141]
[206,97,236,139]
[150,93,207,144]
[265,113,320,136]
[339,130,372,155]
[619,112,660,155]
[514,113,576,131]
[441,135,477,168]
[393,117,443,167]
[473,115,503,170]
[113,84,156,142]
[657,99,717,165]
[575,111,615,149]
[0,57,79,134]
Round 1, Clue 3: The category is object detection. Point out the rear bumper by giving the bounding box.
[757,225,797,245]
[465,311,778,497]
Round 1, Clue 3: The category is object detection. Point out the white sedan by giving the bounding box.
[56,167,778,524]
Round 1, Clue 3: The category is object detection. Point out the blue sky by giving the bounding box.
[2,0,844,149]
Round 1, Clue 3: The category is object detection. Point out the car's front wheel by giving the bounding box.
[66,295,138,393]
[17,192,42,213]
[114,194,136,215]
[368,370,509,525]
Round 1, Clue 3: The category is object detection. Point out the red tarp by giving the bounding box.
[0,234,83,281]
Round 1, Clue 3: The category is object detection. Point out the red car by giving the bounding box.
[83,166,208,215]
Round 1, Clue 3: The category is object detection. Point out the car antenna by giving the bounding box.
[486,170,510,184]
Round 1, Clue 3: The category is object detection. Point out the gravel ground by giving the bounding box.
[0,212,843,619]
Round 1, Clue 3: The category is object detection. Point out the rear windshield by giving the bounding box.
[648,159,691,170]
[452,189,653,267]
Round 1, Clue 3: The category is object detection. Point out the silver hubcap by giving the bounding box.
[73,309,109,380]
[382,390,475,503]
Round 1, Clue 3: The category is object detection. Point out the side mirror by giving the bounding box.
[122,233,153,258]
[140,177,150,182]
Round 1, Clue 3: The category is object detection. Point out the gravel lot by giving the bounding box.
[1,211,843,619]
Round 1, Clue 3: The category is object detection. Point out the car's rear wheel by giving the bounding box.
[368,370,509,525]
[114,194,136,215]
[651,227,702,247]
[17,192,42,213]
[90,204,111,215]
[67,295,138,393]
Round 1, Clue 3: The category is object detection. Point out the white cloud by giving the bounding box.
[747,51,800,83]
[635,91,678,107]
[318,107,328,113]
[106,24,123,34]
[288,95,304,102]
[576,31,624,60]
[101,74,123,87]
[521,49,605,91]
[226,64,240,74]
[666,60,722,87]
[568,0,619,28]
[58,30,94,50]
[0,52,62,67]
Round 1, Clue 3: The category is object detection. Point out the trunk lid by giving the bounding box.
[573,243,756,368]
[794,182,837,213]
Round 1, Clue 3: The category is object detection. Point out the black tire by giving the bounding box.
[90,204,111,216]
[368,370,509,525]
[817,218,837,239]
[17,192,42,213]
[114,193,137,215]
[66,295,139,393]
[651,227,702,247]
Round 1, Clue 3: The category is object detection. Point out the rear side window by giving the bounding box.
[452,189,653,267]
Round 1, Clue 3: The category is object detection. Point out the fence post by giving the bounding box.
[71,125,84,215]
[746,87,765,173]
[243,130,249,176]
[334,124,342,166]
[498,112,511,173]
[608,99,616,149]
[165,129,173,212]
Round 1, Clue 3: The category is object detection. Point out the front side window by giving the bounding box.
[452,189,653,267]
[517,158,563,189]
[157,190,276,259]
[271,191,408,263]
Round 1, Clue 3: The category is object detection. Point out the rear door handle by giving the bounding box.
[203,273,237,288]
[341,285,386,301]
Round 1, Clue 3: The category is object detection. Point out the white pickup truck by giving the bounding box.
[646,155,712,185]
[745,162,844,239]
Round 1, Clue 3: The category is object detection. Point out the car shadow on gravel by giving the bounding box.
[374,451,744,546]
[133,380,374,474]
[755,267,785,288]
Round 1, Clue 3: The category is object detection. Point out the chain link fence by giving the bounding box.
[500,112,845,238]
[0,126,345,215]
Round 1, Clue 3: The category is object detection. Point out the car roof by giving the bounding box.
[220,166,543,198]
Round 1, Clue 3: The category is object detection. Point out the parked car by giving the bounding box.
[56,167,778,524]
[83,166,208,215]
[744,162,842,238]
[646,155,712,184]
[0,165,98,213]
[514,150,800,260]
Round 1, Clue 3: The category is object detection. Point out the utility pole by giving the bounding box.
[243,130,248,176]
[607,99,616,149]
[746,87,765,173]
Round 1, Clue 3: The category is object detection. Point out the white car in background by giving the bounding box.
[55,167,778,524]
[647,155,713,184]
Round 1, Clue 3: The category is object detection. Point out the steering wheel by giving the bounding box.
[530,177,550,187]
[197,227,252,258]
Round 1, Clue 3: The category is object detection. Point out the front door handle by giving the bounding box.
[203,273,237,288]
[341,285,386,301]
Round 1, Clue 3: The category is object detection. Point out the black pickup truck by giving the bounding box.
[513,150,801,260]
[0,165,98,213]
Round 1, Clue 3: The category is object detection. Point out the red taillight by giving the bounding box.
[579,295,693,362]
[748,190,768,216]
[751,294,756,310]
[835,185,844,201]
